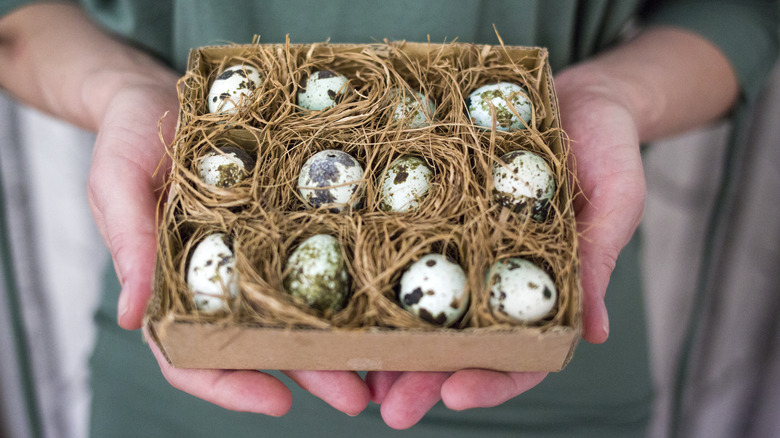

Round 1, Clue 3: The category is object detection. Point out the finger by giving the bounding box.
[364,371,402,403]
[87,87,177,330]
[574,155,645,344]
[563,106,645,344]
[283,370,370,416]
[88,152,159,330]
[144,328,292,416]
[441,369,547,411]
[576,218,615,344]
[379,372,449,430]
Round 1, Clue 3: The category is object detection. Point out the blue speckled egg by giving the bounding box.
[467,82,532,131]
[297,70,350,111]
[388,88,436,128]
[186,233,238,314]
[298,149,364,212]
[398,254,469,327]
[487,258,556,323]
[207,65,262,114]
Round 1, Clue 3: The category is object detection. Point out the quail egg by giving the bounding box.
[283,234,350,315]
[492,150,556,221]
[198,146,255,188]
[298,149,364,213]
[487,258,556,323]
[398,253,469,327]
[467,82,532,131]
[207,64,262,114]
[186,233,239,314]
[379,156,433,213]
[388,88,436,128]
[297,70,350,111]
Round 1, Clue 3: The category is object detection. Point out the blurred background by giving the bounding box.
[1,47,779,438]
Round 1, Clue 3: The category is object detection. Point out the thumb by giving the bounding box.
[88,153,159,330]
[573,151,646,344]
[87,87,176,330]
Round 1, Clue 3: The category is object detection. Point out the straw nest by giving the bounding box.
[152,39,580,333]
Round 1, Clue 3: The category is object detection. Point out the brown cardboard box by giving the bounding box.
[145,41,581,372]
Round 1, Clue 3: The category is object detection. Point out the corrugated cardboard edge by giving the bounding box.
[145,41,583,372]
[150,318,579,372]
[536,47,583,370]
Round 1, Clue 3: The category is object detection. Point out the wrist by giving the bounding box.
[555,61,659,143]
[79,58,179,131]
[0,2,179,132]
[556,27,738,143]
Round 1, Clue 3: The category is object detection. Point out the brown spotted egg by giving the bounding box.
[492,150,556,221]
[198,146,255,188]
[283,234,350,315]
[487,258,556,323]
[186,233,238,314]
[398,254,469,327]
[297,70,350,111]
[298,149,364,213]
[467,82,532,131]
[388,88,436,128]
[379,156,433,213]
[207,65,262,114]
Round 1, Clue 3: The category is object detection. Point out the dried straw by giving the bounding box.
[152,40,579,333]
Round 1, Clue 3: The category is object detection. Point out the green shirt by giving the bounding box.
[3,0,776,99]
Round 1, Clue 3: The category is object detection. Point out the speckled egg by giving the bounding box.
[492,150,556,221]
[487,258,556,323]
[466,82,532,131]
[186,233,238,314]
[388,88,436,128]
[198,146,255,188]
[207,65,262,114]
[379,156,433,213]
[297,70,350,111]
[398,254,469,327]
[283,234,350,315]
[298,149,364,213]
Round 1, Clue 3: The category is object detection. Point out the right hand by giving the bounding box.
[86,74,370,416]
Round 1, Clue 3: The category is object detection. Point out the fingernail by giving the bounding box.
[601,302,610,338]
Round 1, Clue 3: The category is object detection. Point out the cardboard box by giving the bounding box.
[145,41,581,372]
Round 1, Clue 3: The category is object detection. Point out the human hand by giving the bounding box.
[553,65,647,344]
[86,74,370,416]
[551,28,738,345]
[365,370,548,429]
[363,64,647,430]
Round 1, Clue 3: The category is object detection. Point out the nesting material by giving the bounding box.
[145,40,581,372]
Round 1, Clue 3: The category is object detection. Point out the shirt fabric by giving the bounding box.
[0,1,777,437]
[2,0,776,98]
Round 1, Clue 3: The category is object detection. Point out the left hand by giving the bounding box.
[366,370,548,428]
[365,61,647,429]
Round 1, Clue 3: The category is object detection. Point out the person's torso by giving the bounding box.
[79,0,643,72]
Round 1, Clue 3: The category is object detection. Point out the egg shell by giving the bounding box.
[492,150,556,221]
[297,70,350,111]
[186,233,239,314]
[398,254,469,327]
[487,258,556,323]
[283,234,350,314]
[467,82,532,131]
[379,156,433,213]
[207,65,262,114]
[298,149,364,213]
[198,146,255,188]
[388,88,436,128]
